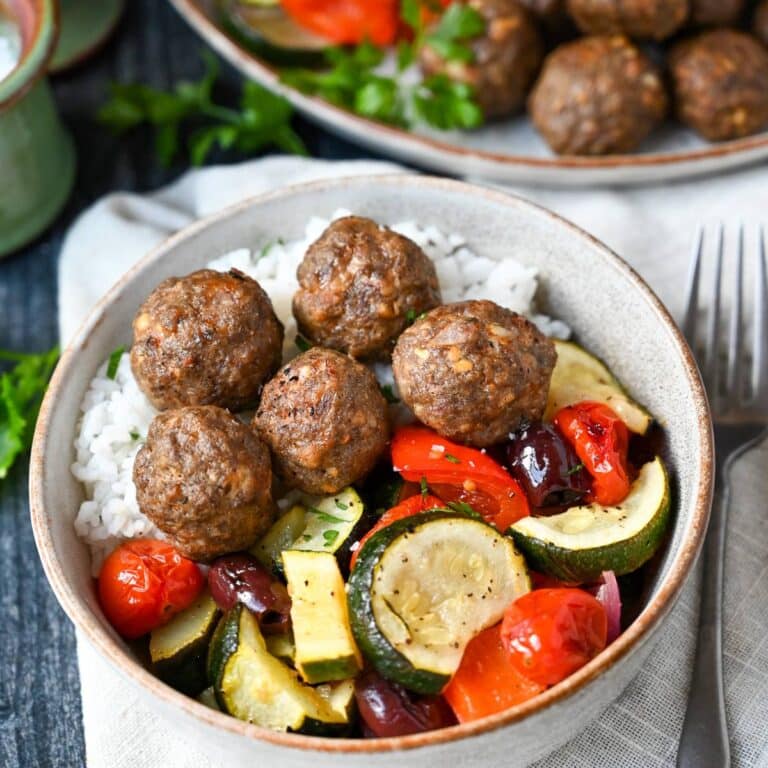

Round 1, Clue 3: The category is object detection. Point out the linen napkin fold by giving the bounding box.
[59,156,768,768]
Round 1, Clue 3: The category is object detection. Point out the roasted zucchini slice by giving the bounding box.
[283,550,362,684]
[348,511,530,694]
[207,606,350,734]
[510,457,671,582]
[545,340,652,435]
[150,591,219,696]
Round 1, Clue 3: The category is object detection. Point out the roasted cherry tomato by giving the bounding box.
[554,402,631,506]
[355,671,456,737]
[281,0,400,45]
[443,624,544,723]
[500,589,608,688]
[391,425,530,532]
[98,539,204,639]
[506,422,591,508]
[349,492,444,570]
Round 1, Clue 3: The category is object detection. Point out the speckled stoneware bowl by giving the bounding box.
[30,175,713,767]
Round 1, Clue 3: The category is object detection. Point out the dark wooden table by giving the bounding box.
[0,3,380,765]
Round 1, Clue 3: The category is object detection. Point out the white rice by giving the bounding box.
[72,212,569,572]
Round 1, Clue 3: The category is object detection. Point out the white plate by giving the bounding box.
[169,0,768,187]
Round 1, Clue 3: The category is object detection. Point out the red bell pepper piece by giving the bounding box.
[391,425,530,532]
[554,401,631,506]
[281,0,400,46]
[443,624,544,723]
[349,492,444,570]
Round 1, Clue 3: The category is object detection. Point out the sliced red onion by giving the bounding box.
[591,571,622,644]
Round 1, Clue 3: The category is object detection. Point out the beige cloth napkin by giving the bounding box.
[59,156,768,768]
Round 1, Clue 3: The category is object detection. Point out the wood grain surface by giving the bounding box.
[0,1,373,765]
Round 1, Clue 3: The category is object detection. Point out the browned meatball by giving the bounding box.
[392,300,556,447]
[420,0,543,119]
[566,0,688,40]
[131,269,283,412]
[255,348,389,495]
[753,0,768,48]
[690,0,744,27]
[133,406,275,562]
[293,217,440,361]
[670,30,768,141]
[529,35,668,155]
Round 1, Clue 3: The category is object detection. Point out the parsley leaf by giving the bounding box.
[444,453,461,464]
[323,529,340,547]
[280,12,484,134]
[566,463,586,476]
[380,384,400,404]
[424,2,485,63]
[295,334,313,352]
[420,476,429,498]
[106,346,125,380]
[307,507,345,524]
[99,50,307,166]
[0,347,59,480]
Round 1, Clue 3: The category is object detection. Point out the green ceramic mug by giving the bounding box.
[0,0,75,258]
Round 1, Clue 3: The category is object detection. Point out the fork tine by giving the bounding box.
[726,224,744,400]
[753,226,768,405]
[683,227,704,346]
[704,224,724,397]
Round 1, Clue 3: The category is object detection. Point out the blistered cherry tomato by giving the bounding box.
[355,671,456,737]
[501,589,607,688]
[506,422,591,507]
[98,539,204,639]
[208,553,291,634]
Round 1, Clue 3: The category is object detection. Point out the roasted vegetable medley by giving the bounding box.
[90,215,671,738]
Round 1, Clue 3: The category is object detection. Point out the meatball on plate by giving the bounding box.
[35,178,711,767]
[168,0,768,185]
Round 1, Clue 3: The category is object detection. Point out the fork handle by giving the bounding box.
[676,478,730,768]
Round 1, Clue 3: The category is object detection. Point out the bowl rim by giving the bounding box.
[30,174,713,754]
[0,0,58,110]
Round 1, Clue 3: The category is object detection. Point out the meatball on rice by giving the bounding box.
[670,30,768,141]
[131,269,283,411]
[393,300,557,448]
[529,35,667,155]
[133,406,275,562]
[293,217,441,361]
[255,348,390,495]
[420,0,544,119]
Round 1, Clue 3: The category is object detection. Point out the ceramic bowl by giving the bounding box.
[30,175,713,767]
[0,0,75,258]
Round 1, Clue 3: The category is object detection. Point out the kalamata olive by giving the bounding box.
[208,553,291,634]
[506,422,591,508]
[355,671,456,738]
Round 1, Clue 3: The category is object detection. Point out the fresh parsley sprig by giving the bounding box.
[0,347,59,480]
[280,1,485,132]
[99,51,307,166]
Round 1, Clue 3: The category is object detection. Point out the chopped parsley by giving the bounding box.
[302,534,313,542]
[308,507,345,524]
[444,453,461,464]
[420,476,429,498]
[0,346,59,480]
[295,334,312,352]
[323,529,340,547]
[129,430,140,441]
[423,2,485,63]
[405,308,417,325]
[566,463,585,476]
[447,501,482,520]
[106,346,125,380]
[380,384,400,404]
[334,499,349,511]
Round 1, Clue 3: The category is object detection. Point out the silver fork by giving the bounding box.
[677,225,768,768]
